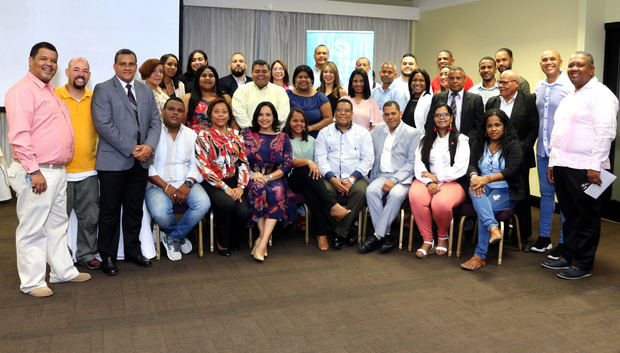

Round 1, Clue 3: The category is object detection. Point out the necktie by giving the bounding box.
[126,84,141,143]
[450,92,458,116]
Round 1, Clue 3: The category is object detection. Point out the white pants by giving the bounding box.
[366,175,410,238]
[7,162,79,293]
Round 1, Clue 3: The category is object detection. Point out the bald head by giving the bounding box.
[65,57,91,90]
[540,50,563,80]
[498,70,520,99]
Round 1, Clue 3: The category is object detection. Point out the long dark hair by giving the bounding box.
[251,101,280,133]
[187,65,221,125]
[471,108,519,163]
[159,53,180,90]
[420,104,460,170]
[184,50,208,77]
[284,108,309,141]
[347,69,371,100]
[408,68,431,98]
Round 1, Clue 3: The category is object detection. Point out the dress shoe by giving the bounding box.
[77,258,102,270]
[70,273,92,282]
[359,234,383,254]
[217,248,232,257]
[102,257,118,276]
[346,235,356,247]
[380,235,397,253]
[332,236,344,250]
[28,287,53,297]
[125,254,152,267]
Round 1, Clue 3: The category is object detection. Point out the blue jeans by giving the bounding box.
[470,186,516,259]
[536,155,564,242]
[145,184,211,240]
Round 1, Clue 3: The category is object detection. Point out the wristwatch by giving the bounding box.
[185,178,195,187]
[348,176,356,185]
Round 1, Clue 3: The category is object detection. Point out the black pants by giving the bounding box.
[516,167,532,243]
[287,166,338,235]
[97,161,148,260]
[553,167,601,271]
[203,178,249,249]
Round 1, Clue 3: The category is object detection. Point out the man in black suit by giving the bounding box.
[486,69,539,247]
[426,66,484,137]
[218,53,252,100]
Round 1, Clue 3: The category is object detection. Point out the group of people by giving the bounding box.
[5,41,617,297]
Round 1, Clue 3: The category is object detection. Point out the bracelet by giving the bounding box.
[469,173,478,179]
[426,181,434,186]
[268,174,273,181]
[164,184,169,192]
[223,185,229,191]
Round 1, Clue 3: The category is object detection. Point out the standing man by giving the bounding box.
[395,53,418,89]
[55,57,101,270]
[542,51,618,279]
[232,60,290,129]
[360,101,420,254]
[6,42,90,297]
[315,99,374,249]
[311,44,329,89]
[356,56,376,88]
[92,48,162,276]
[531,50,573,257]
[371,62,409,111]
[430,50,474,93]
[495,48,530,93]
[469,56,500,105]
[486,70,539,248]
[218,53,252,100]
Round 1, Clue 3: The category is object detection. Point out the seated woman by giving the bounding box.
[270,60,290,90]
[402,68,432,131]
[287,65,332,138]
[284,108,351,251]
[195,99,250,256]
[409,104,470,258]
[317,61,347,116]
[181,49,208,94]
[182,65,223,133]
[159,53,186,98]
[139,58,169,114]
[242,102,297,262]
[343,69,382,131]
[461,109,523,271]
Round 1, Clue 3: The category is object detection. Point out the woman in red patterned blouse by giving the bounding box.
[196,99,250,256]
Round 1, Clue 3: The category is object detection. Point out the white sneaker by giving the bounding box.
[161,233,182,261]
[180,238,192,255]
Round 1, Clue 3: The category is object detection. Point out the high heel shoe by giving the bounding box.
[252,247,265,262]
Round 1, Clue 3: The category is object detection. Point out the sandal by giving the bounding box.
[415,240,435,259]
[489,226,503,244]
[435,236,448,256]
[461,255,486,271]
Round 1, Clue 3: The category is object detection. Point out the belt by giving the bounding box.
[13,159,64,170]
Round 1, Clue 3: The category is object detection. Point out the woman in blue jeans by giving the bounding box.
[461,109,524,271]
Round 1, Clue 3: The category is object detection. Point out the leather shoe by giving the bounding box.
[125,254,152,268]
[217,248,232,257]
[77,258,102,270]
[102,257,118,276]
[380,235,397,253]
[346,235,356,247]
[332,235,344,250]
[359,234,383,254]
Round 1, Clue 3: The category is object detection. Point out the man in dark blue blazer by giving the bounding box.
[217,53,252,100]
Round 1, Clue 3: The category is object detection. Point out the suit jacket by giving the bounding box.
[218,74,253,98]
[468,140,525,201]
[92,76,162,171]
[426,90,484,137]
[486,92,539,168]
[369,122,420,185]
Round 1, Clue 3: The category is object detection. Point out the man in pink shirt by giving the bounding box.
[5,42,90,297]
[541,51,619,280]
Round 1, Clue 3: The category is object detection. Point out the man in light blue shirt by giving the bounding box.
[315,99,374,249]
[469,56,499,106]
[371,62,409,111]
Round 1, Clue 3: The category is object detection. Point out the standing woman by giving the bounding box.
[181,50,208,94]
[242,102,297,262]
[284,108,351,250]
[409,104,470,258]
[270,60,290,90]
[402,68,432,130]
[196,99,250,256]
[139,58,169,114]
[159,54,185,98]
[437,66,450,94]
[287,65,332,138]
[461,109,523,270]
[318,61,347,116]
[182,65,222,133]
[344,69,383,131]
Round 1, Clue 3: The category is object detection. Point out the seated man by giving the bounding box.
[145,97,210,261]
[360,101,420,254]
[315,99,374,249]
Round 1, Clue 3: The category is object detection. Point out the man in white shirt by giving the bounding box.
[360,101,419,254]
[469,56,499,106]
[395,54,418,90]
[315,99,374,249]
[312,44,329,89]
[145,97,210,261]
[232,60,290,129]
[371,62,409,111]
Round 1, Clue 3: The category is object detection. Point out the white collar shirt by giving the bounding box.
[148,124,203,188]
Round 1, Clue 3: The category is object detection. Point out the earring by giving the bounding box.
[433,127,438,132]
[448,126,453,131]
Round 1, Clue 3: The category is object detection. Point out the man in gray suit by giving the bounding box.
[92,49,162,275]
[360,101,420,254]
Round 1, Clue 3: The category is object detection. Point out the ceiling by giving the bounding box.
[329,0,479,12]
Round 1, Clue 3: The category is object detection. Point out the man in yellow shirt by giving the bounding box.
[55,57,101,270]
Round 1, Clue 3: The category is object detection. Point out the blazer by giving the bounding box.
[92,76,162,171]
[369,122,420,185]
[218,74,253,98]
[467,140,525,201]
[426,90,484,137]
[485,92,539,168]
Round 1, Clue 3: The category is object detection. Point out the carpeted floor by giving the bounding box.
[0,197,619,353]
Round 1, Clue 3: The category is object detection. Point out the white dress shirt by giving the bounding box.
[499,91,518,118]
[414,133,469,186]
[314,122,374,180]
[232,82,290,129]
[379,122,404,174]
[148,124,203,188]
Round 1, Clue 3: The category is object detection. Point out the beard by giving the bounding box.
[72,76,86,89]
[231,67,245,77]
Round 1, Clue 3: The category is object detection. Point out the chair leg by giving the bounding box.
[361,207,369,243]
[448,218,455,257]
[303,204,310,245]
[155,224,161,261]
[357,210,363,245]
[248,227,253,249]
[513,215,522,251]
[398,208,405,250]
[408,214,414,252]
[199,219,204,258]
[498,221,504,266]
[456,216,468,258]
[208,211,214,255]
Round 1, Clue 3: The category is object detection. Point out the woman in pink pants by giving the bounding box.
[409,104,469,258]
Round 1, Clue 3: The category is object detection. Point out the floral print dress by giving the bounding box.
[188,99,211,133]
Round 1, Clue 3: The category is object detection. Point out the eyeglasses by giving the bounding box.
[498,80,517,85]
[433,112,450,118]
[336,108,352,113]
